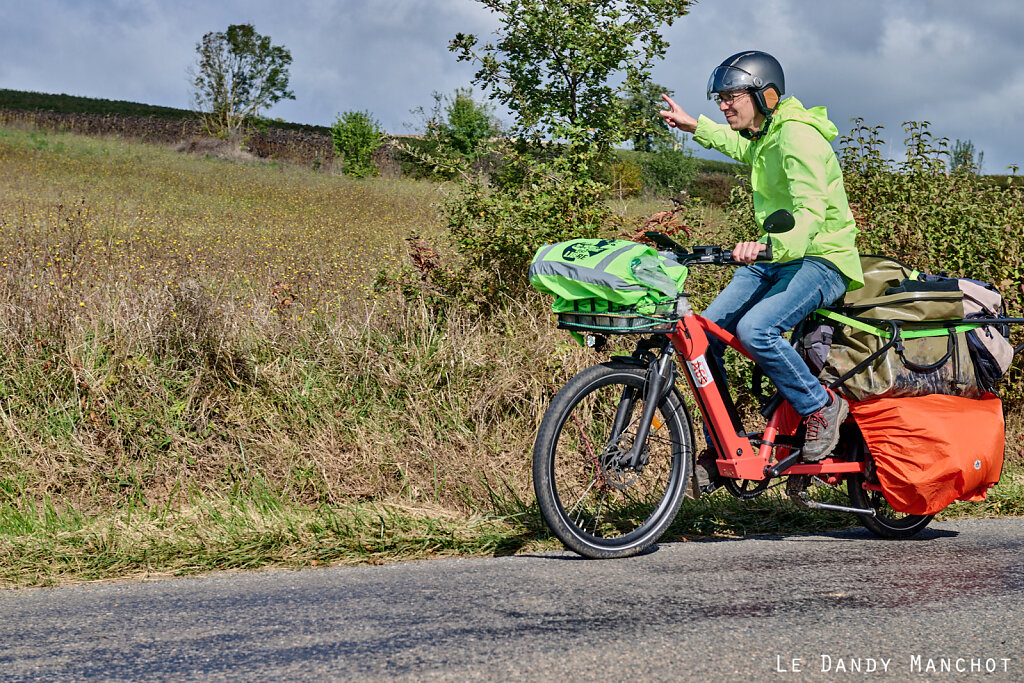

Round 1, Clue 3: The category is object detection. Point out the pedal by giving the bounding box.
[699,481,721,496]
[786,475,810,497]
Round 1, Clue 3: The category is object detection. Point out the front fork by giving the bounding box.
[609,343,675,470]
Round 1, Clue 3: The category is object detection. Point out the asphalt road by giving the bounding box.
[1,517,1022,681]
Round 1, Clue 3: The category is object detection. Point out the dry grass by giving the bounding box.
[0,123,604,518]
[1,123,1021,586]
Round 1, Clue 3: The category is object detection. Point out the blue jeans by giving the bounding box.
[702,258,847,417]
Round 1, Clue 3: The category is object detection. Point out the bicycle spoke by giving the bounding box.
[534,362,691,557]
[567,477,599,521]
[591,496,606,534]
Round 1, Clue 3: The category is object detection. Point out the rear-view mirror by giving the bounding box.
[763,209,795,234]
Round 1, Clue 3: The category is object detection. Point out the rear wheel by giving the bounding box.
[533,361,693,559]
[845,434,933,539]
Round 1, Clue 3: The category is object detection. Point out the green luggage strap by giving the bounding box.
[811,308,984,393]
[813,309,981,338]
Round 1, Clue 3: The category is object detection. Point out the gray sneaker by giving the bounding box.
[802,391,849,462]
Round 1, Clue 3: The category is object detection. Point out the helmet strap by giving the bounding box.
[741,113,772,141]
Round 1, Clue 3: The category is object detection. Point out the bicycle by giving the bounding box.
[532,211,943,559]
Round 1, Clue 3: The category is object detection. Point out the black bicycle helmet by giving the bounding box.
[707,51,785,116]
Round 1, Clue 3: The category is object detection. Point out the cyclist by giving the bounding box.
[659,51,864,490]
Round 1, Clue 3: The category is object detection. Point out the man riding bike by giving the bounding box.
[659,51,864,491]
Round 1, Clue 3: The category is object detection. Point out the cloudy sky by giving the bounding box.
[2,0,1023,172]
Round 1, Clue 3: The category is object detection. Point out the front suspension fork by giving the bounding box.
[613,347,675,469]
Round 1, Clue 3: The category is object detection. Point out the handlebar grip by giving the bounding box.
[722,241,773,266]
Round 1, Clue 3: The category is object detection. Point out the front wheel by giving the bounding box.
[533,361,693,559]
[845,433,933,539]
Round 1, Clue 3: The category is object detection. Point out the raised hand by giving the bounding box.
[659,94,698,134]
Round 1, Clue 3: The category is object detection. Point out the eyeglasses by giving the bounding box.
[713,91,749,106]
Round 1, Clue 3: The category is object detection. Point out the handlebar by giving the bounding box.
[645,231,773,265]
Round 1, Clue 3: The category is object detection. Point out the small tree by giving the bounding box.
[951,138,984,174]
[331,111,384,178]
[190,24,294,135]
[408,88,502,175]
[623,82,678,152]
[436,88,502,159]
[450,1,694,147]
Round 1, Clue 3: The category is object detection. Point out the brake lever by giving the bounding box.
[658,241,773,266]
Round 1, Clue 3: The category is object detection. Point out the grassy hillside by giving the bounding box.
[1,117,1021,587]
[0,88,339,167]
[0,88,331,135]
[0,88,743,190]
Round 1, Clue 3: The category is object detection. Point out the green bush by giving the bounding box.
[330,110,384,178]
[608,158,644,198]
[637,148,698,198]
[435,88,501,161]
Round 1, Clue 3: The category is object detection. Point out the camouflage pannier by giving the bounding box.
[813,256,987,401]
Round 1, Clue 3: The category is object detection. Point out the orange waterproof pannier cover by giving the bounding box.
[849,394,1004,515]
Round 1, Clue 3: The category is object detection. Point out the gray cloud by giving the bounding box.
[652,0,1024,171]
[1,0,1021,170]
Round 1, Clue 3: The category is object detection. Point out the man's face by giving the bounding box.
[716,90,758,132]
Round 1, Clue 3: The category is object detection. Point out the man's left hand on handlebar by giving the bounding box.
[732,241,767,264]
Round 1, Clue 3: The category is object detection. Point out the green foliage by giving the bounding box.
[950,138,984,173]
[450,0,694,146]
[190,24,295,135]
[434,88,502,160]
[623,81,679,152]
[838,119,1022,283]
[838,119,1024,399]
[331,110,384,178]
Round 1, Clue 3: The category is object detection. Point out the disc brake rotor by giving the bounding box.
[598,437,647,491]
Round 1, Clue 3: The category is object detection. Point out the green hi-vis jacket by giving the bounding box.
[693,97,864,290]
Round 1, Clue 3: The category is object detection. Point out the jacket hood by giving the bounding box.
[771,97,838,141]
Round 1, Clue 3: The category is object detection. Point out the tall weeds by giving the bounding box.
[0,198,595,515]
[2,122,1022,585]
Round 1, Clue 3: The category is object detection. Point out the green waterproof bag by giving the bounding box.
[529,239,688,314]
